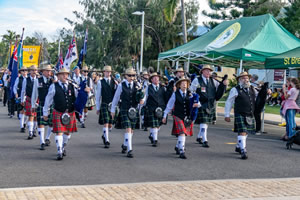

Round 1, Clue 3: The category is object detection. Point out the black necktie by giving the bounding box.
[155,86,158,91]
[128,83,131,89]
[62,84,67,92]
[107,79,110,85]
[183,92,186,98]
[206,78,209,85]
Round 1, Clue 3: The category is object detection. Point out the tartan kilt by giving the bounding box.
[145,110,162,128]
[52,109,77,133]
[234,113,255,134]
[24,97,37,117]
[119,109,138,129]
[195,107,215,124]
[37,105,53,126]
[98,103,113,125]
[172,116,193,136]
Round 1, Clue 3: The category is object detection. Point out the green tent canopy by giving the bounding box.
[265,46,300,69]
[158,14,300,69]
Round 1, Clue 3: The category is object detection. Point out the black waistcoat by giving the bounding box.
[234,85,256,116]
[26,77,34,98]
[120,81,138,110]
[146,84,166,112]
[17,76,24,97]
[173,90,191,120]
[38,77,52,106]
[54,82,76,113]
[196,77,216,109]
[101,78,116,104]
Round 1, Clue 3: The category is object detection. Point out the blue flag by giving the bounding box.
[10,44,19,99]
[77,28,88,69]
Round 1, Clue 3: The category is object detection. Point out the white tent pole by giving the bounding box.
[239,59,243,74]
[176,61,179,69]
[157,60,160,72]
[187,52,190,72]
[284,70,287,84]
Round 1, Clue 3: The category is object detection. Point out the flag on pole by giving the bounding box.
[63,34,78,71]
[55,51,64,72]
[8,38,18,72]
[17,28,24,69]
[77,28,88,69]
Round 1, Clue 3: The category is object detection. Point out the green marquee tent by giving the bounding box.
[265,46,300,69]
[158,14,300,69]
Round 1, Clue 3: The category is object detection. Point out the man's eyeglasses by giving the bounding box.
[127,75,135,77]
[83,71,88,73]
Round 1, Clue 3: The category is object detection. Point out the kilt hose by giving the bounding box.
[195,107,215,124]
[52,109,77,133]
[145,110,162,128]
[171,116,193,136]
[234,113,255,134]
[98,103,113,125]
[24,97,37,117]
[118,109,138,129]
[37,105,53,126]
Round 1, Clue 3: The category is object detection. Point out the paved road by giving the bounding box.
[0,106,299,189]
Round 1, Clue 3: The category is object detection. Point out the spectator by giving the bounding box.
[270,88,279,106]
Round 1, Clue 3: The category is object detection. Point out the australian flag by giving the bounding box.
[55,51,64,72]
[77,28,88,69]
[9,40,20,99]
[63,34,78,71]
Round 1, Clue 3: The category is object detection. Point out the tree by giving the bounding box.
[278,0,300,37]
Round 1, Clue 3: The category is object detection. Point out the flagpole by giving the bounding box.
[58,38,61,58]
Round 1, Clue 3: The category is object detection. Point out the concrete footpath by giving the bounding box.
[1,178,300,200]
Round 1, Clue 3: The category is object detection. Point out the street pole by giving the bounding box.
[140,11,144,73]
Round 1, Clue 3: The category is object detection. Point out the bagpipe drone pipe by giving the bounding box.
[215,74,228,101]
[255,82,269,113]
[69,78,88,115]
[190,92,199,122]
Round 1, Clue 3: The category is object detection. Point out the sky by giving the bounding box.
[0,0,211,42]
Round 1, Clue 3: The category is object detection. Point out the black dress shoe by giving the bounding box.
[121,144,127,154]
[101,135,106,144]
[202,141,210,148]
[179,152,187,159]
[235,147,241,154]
[33,131,37,137]
[24,124,27,129]
[63,149,67,156]
[40,143,45,150]
[81,123,86,128]
[127,150,133,158]
[20,128,25,133]
[45,139,51,146]
[152,140,158,147]
[144,127,148,131]
[57,153,63,160]
[196,138,203,144]
[241,150,248,160]
[174,147,180,155]
[148,135,153,144]
[104,141,110,149]
[27,135,33,140]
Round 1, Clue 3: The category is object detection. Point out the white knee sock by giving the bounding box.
[34,121,38,131]
[63,134,69,147]
[19,114,24,128]
[46,127,53,140]
[103,127,109,142]
[197,127,202,139]
[152,128,158,141]
[109,127,112,132]
[38,128,45,145]
[149,128,153,137]
[238,135,247,150]
[124,133,129,146]
[28,121,34,135]
[80,115,84,123]
[55,135,63,154]
[236,136,240,148]
[127,133,133,151]
[68,134,71,140]
[178,135,186,153]
[200,124,208,142]
[25,116,28,124]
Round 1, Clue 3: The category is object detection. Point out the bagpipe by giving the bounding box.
[184,92,199,127]
[215,74,228,101]
[66,78,88,115]
[255,82,269,113]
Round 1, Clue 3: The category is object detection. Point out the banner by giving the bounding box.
[11,45,41,67]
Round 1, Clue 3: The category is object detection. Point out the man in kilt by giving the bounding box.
[43,67,79,160]
[13,66,28,132]
[166,67,185,101]
[81,66,94,128]
[110,68,144,158]
[225,72,257,160]
[162,77,200,159]
[31,65,54,150]
[21,65,38,140]
[190,65,228,148]
[144,72,167,147]
[96,65,117,148]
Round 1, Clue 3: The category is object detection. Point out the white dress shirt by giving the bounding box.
[110,80,134,113]
[95,77,112,111]
[72,74,82,85]
[20,75,36,103]
[43,80,78,116]
[31,76,50,108]
[13,75,26,96]
[190,75,220,93]
[224,86,258,117]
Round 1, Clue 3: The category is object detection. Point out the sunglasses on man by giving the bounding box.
[127,75,135,77]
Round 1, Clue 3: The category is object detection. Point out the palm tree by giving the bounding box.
[1,30,19,64]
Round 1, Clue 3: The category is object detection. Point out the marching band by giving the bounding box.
[4,63,272,161]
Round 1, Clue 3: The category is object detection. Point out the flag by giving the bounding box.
[77,28,88,69]
[8,39,19,72]
[63,34,78,71]
[17,32,24,69]
[9,40,20,99]
[55,51,64,72]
